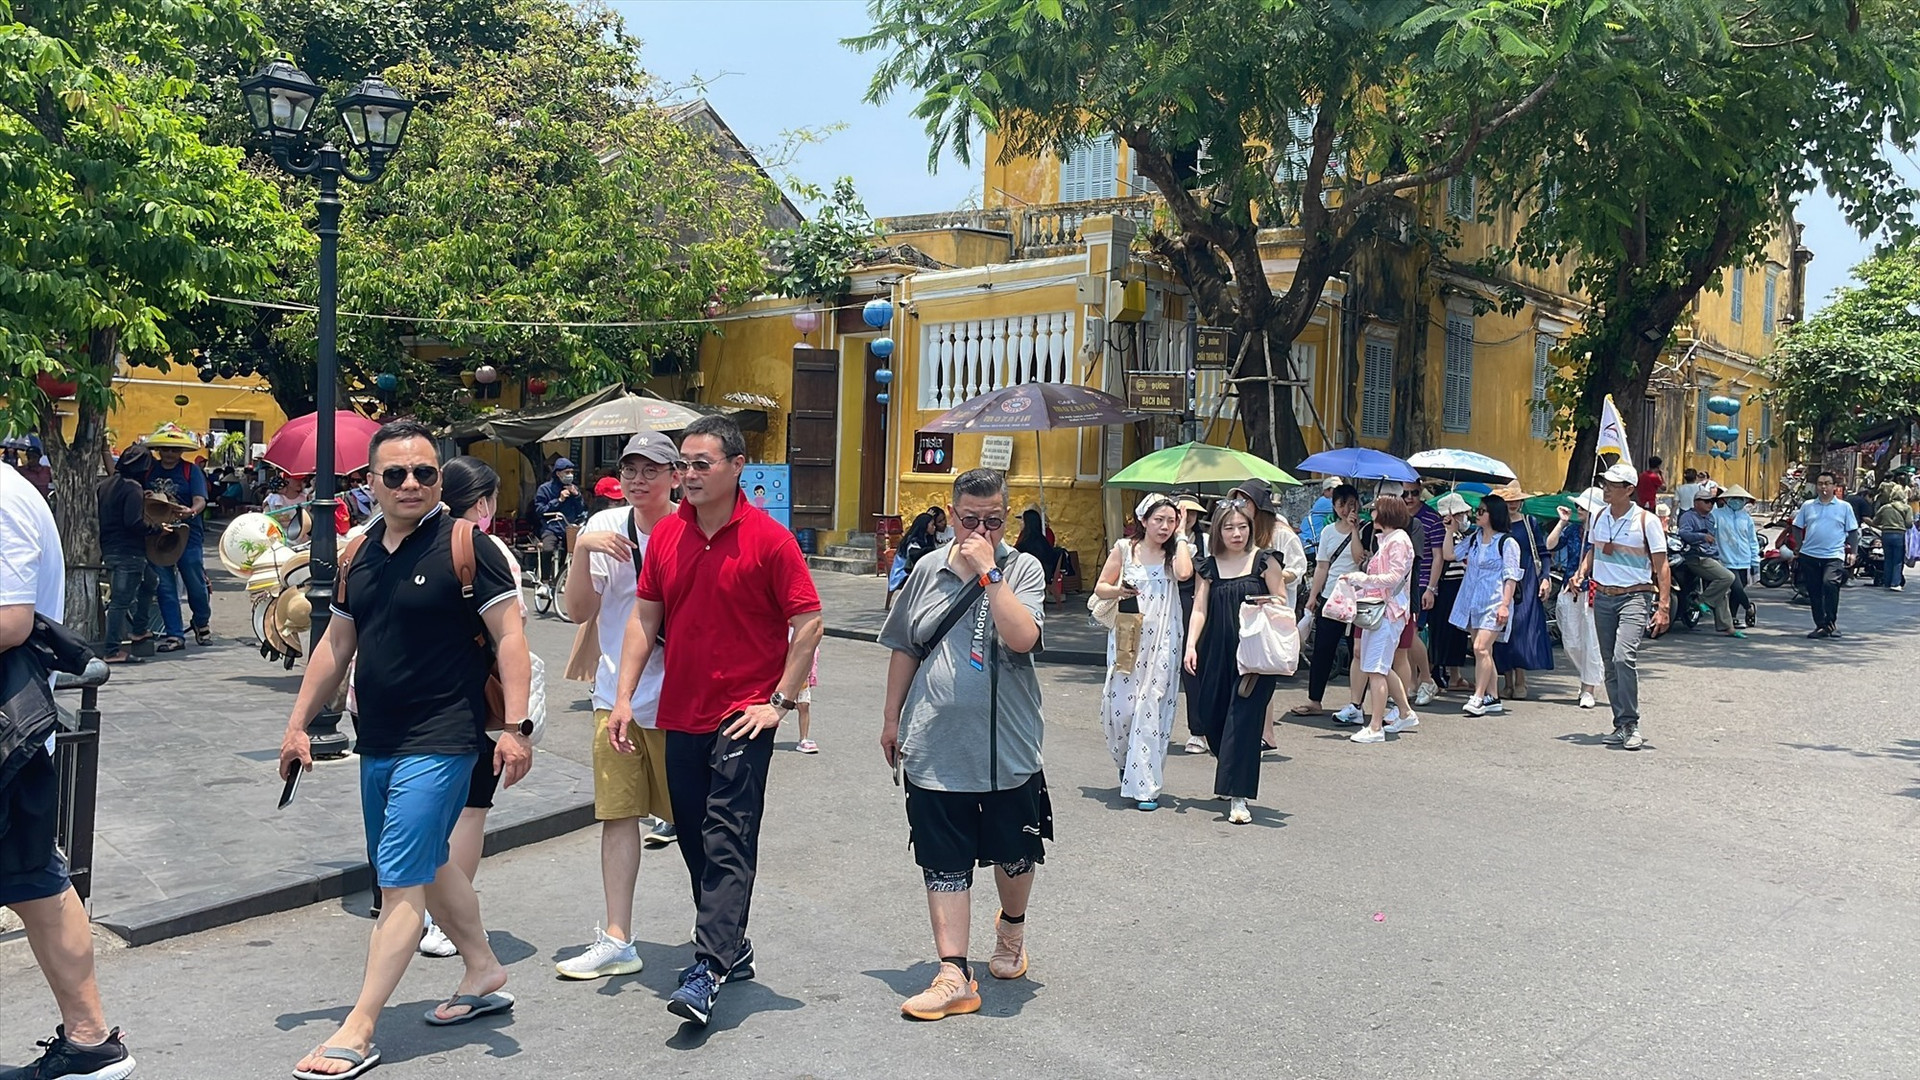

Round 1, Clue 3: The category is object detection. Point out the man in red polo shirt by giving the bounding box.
[609,414,822,1028]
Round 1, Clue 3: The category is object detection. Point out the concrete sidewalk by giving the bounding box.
[809,568,1107,666]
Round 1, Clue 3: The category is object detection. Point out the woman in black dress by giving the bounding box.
[1174,494,1210,754]
[1183,499,1290,825]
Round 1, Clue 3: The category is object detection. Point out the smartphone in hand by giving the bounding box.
[278,768,302,810]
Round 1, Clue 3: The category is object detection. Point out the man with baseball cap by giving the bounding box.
[555,431,683,980]
[1676,481,1742,637]
[1568,463,1671,750]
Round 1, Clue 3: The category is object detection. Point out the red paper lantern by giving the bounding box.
[35,372,77,399]
[526,377,549,396]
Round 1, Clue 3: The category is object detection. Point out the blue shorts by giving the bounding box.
[359,753,476,889]
[0,849,69,907]
[0,748,69,906]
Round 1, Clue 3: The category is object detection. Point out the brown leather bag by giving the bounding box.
[338,519,506,731]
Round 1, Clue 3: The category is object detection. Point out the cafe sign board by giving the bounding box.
[912,430,954,473]
[1125,372,1184,415]
[979,435,1014,470]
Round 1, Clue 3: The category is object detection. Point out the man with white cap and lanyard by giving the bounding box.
[1568,463,1671,750]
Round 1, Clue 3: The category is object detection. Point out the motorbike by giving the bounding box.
[1854,524,1883,582]
[1760,529,1813,605]
[1664,531,1704,631]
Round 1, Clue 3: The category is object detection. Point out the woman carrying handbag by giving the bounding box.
[1093,496,1194,811]
[1339,492,1419,744]
[1184,498,1291,825]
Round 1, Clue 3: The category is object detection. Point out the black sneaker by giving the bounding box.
[642,820,677,849]
[668,960,722,1026]
[12,1026,136,1080]
[680,940,754,984]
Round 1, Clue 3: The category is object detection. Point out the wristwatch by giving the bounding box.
[492,719,533,740]
[979,567,1004,587]
[769,691,795,714]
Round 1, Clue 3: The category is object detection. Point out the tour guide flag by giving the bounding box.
[1596,394,1634,470]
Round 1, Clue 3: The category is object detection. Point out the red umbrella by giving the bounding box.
[261,411,385,476]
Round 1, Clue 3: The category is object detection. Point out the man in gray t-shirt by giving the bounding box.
[879,468,1049,1022]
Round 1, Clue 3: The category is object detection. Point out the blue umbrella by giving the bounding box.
[1292,447,1419,483]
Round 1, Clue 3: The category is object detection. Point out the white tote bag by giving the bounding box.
[1236,597,1300,676]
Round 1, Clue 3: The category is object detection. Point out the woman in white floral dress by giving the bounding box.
[1095,495,1194,810]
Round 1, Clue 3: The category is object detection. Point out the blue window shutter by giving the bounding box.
[1362,339,1393,439]
[1443,316,1474,433]
[1531,334,1552,440]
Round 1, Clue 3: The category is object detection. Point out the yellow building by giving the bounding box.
[43,367,289,456]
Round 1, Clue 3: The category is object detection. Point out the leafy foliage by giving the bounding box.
[1762,241,1920,450]
[851,0,1600,462]
[1479,0,1920,486]
[768,177,877,302]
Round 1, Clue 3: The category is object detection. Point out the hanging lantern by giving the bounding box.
[375,372,399,393]
[173,394,190,407]
[862,298,894,329]
[871,336,895,359]
[792,310,820,335]
[526,376,549,396]
[876,391,890,405]
[34,372,77,398]
[1707,423,1738,443]
[474,365,498,384]
[1706,395,1742,416]
[874,368,894,385]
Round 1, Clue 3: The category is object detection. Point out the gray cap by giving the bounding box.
[621,430,680,464]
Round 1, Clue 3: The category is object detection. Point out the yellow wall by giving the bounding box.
[885,228,1013,268]
[983,131,1064,208]
[53,370,290,452]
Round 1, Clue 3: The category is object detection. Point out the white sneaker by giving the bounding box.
[1414,682,1437,707]
[1383,705,1402,727]
[1385,712,1420,734]
[1578,691,1596,709]
[1184,735,1208,754]
[418,917,458,958]
[1349,727,1386,744]
[1332,703,1365,725]
[1462,695,1487,717]
[555,928,644,980]
[1228,798,1252,824]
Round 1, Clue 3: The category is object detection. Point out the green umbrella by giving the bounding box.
[1521,492,1580,521]
[1107,441,1300,493]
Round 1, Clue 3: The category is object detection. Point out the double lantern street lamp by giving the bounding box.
[240,60,414,757]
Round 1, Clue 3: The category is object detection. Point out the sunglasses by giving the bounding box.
[618,462,684,481]
[957,514,1006,531]
[1220,497,1251,511]
[379,464,440,489]
[683,457,735,474]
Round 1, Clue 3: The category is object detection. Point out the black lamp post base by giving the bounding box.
[308,711,353,760]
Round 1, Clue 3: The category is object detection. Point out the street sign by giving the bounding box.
[980,435,1014,470]
[1126,373,1184,415]
[912,430,954,473]
[1195,326,1233,369]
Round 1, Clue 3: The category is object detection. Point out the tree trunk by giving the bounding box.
[1562,329,1661,490]
[42,329,116,643]
[1234,325,1311,467]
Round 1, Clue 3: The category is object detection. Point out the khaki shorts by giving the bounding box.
[592,710,673,823]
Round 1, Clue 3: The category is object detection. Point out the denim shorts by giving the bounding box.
[359,753,476,889]
[0,750,68,906]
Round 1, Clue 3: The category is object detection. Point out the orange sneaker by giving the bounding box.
[901,962,981,1020]
[989,913,1028,979]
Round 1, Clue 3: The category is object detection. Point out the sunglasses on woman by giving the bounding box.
[379,464,439,489]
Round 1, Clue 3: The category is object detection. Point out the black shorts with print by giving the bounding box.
[904,770,1053,873]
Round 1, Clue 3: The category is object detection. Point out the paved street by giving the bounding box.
[6,568,1919,1078]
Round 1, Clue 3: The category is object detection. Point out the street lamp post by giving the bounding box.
[240,61,414,758]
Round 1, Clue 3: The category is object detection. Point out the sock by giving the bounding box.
[999,911,1025,925]
[941,954,971,979]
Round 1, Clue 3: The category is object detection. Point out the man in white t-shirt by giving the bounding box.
[1569,463,1672,751]
[1,462,138,1077]
[553,431,680,981]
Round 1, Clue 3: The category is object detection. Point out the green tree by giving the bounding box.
[1762,240,1920,453]
[0,0,295,634]
[769,177,878,302]
[851,0,1600,463]
[185,0,779,423]
[1481,0,1920,487]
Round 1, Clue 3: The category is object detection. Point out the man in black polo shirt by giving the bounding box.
[278,420,534,1079]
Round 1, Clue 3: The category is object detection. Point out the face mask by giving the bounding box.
[477,512,493,531]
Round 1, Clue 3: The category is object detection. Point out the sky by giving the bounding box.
[611,0,1916,315]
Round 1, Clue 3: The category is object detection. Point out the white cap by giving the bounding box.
[1436,492,1470,516]
[1601,462,1637,485]
[1694,481,1721,501]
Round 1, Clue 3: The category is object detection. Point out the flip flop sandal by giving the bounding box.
[193,626,213,645]
[157,636,185,652]
[292,1044,380,1079]
[424,990,515,1026]
[102,653,144,665]
[1289,704,1325,716]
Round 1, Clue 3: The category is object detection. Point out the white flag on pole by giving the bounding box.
[1596,394,1634,471]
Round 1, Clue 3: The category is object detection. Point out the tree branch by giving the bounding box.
[1347,69,1563,213]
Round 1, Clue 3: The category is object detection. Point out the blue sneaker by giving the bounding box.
[680,939,754,984]
[668,960,721,1026]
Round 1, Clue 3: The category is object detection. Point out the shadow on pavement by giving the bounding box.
[662,980,803,1048]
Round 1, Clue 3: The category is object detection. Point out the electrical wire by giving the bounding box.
[204,294,878,330]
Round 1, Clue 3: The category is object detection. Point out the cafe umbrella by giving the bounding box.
[923,382,1141,520]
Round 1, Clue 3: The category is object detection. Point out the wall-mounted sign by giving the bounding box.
[913,430,955,473]
[1126,373,1184,415]
[740,464,790,529]
[1195,326,1234,369]
[979,435,1014,471]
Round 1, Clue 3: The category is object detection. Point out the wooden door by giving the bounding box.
[788,346,838,530]
[859,342,888,524]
